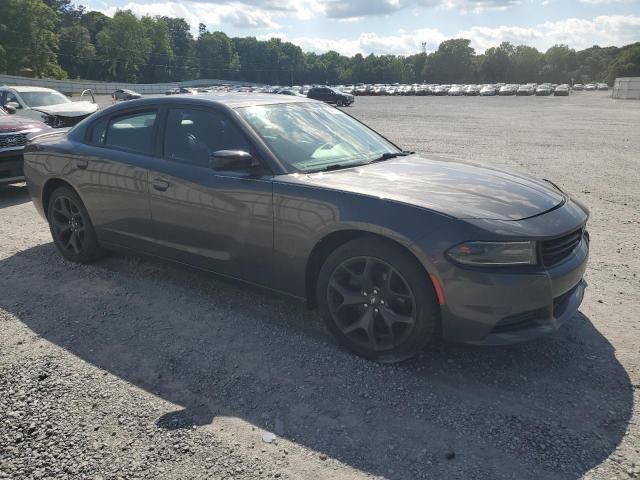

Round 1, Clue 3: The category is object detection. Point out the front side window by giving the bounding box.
[5,92,21,107]
[237,102,398,173]
[103,110,157,155]
[163,108,250,168]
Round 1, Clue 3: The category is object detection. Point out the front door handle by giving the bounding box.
[152,178,170,192]
[76,159,88,170]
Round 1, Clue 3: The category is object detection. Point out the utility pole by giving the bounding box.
[421,42,427,55]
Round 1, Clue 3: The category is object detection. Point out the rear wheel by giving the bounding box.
[336,98,344,107]
[47,186,102,263]
[317,237,439,362]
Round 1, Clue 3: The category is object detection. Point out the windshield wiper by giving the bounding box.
[308,162,368,173]
[368,151,415,164]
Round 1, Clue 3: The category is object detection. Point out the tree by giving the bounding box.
[480,42,514,82]
[140,16,173,83]
[0,0,65,78]
[58,24,96,79]
[541,44,577,83]
[95,10,151,82]
[196,29,233,79]
[163,17,195,81]
[609,44,640,82]
[427,39,475,83]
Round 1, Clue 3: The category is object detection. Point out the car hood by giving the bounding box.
[0,116,48,133]
[31,101,98,117]
[295,155,565,221]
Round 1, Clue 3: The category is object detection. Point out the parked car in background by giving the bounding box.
[554,84,570,96]
[597,83,609,91]
[278,89,305,97]
[535,84,553,96]
[0,86,98,128]
[0,105,48,185]
[112,89,142,101]
[447,85,465,96]
[572,84,584,91]
[165,87,197,95]
[464,85,480,96]
[584,84,596,91]
[480,85,496,96]
[499,85,517,96]
[433,85,450,96]
[306,86,354,106]
[516,85,534,96]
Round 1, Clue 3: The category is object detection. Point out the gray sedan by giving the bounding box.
[23,94,589,362]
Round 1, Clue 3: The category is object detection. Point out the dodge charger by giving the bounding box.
[23,94,589,362]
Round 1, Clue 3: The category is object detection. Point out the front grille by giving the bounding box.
[0,133,27,150]
[540,228,584,267]
[45,114,89,128]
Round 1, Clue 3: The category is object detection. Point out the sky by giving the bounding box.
[85,0,640,56]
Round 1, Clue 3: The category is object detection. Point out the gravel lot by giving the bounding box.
[1,92,639,480]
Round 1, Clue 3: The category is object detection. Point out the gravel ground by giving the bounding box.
[1,93,639,480]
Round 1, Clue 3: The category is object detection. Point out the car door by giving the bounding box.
[144,105,274,285]
[73,108,157,250]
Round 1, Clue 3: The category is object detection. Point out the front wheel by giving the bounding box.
[336,98,344,107]
[47,186,102,263]
[317,237,440,362]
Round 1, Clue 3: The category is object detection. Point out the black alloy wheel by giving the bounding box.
[47,186,102,263]
[328,257,416,352]
[317,237,439,362]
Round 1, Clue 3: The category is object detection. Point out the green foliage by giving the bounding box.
[96,10,151,82]
[0,1,638,85]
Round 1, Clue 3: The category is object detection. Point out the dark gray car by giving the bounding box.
[23,94,589,362]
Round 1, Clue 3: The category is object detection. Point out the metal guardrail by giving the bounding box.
[0,74,256,95]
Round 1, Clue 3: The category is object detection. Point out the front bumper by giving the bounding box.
[436,231,589,346]
[0,150,25,184]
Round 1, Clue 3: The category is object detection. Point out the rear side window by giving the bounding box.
[102,110,157,155]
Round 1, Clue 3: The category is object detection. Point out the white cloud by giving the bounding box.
[262,14,640,55]
[459,15,640,51]
[97,1,282,29]
[579,0,638,4]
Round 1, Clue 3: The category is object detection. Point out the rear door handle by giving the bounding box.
[152,178,170,192]
[76,159,88,170]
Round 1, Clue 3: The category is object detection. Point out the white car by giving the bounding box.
[480,85,496,96]
[0,86,98,128]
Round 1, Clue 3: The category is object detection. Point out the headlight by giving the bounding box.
[447,241,537,266]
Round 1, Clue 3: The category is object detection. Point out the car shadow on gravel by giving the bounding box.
[0,183,30,209]
[2,243,633,480]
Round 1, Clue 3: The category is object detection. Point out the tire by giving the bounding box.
[47,186,102,264]
[336,98,344,107]
[317,236,440,363]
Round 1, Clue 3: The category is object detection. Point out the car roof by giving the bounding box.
[115,93,316,110]
[2,86,58,93]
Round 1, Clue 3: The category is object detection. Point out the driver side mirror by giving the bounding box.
[5,102,20,112]
[210,150,254,171]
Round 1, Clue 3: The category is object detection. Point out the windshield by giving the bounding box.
[19,91,71,107]
[237,102,399,173]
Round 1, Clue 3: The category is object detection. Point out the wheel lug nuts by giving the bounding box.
[363,292,368,296]
[374,308,379,313]
[381,300,385,305]
[364,304,368,307]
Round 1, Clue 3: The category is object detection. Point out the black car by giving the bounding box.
[112,89,142,101]
[306,87,354,106]
[23,94,588,362]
